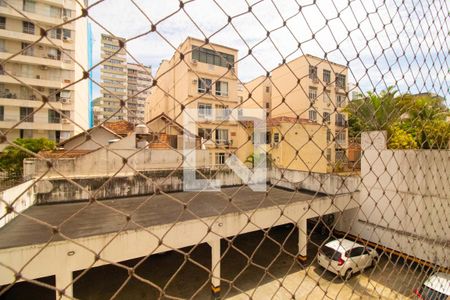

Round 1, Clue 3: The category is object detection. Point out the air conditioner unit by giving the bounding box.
[63,37,72,42]
[62,16,68,22]
[192,59,198,65]
[38,45,44,50]
[62,118,70,124]
[61,98,71,104]
[35,75,41,79]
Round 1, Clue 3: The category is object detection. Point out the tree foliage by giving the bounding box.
[0,138,56,178]
[346,88,450,149]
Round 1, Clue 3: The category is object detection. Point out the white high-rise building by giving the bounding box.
[0,0,89,149]
[126,63,151,124]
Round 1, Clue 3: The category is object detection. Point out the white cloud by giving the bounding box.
[88,0,449,102]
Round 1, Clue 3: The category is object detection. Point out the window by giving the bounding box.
[215,104,230,120]
[22,21,35,34]
[20,107,34,122]
[215,81,228,96]
[309,87,317,101]
[324,90,331,104]
[309,65,317,79]
[48,130,61,142]
[336,94,346,107]
[327,129,332,142]
[63,9,72,18]
[0,106,3,121]
[50,6,62,18]
[336,113,346,126]
[309,110,317,122]
[20,129,33,139]
[265,86,270,93]
[104,43,120,50]
[21,42,33,56]
[323,69,331,83]
[348,247,365,257]
[108,59,123,65]
[215,152,226,165]
[336,130,346,144]
[198,128,212,140]
[323,112,330,124]
[326,149,332,161]
[48,109,60,123]
[198,78,212,93]
[0,39,5,52]
[215,129,229,144]
[198,103,212,118]
[273,132,280,143]
[0,0,5,7]
[192,46,235,68]
[0,16,5,30]
[336,74,346,89]
[63,29,71,39]
[23,0,35,13]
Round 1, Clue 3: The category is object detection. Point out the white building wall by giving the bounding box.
[337,131,450,267]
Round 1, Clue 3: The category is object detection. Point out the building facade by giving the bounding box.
[93,33,127,125]
[147,37,241,167]
[242,55,349,173]
[0,0,89,149]
[126,63,151,124]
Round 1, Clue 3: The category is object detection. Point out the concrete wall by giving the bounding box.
[337,131,450,267]
[34,168,243,204]
[270,167,360,195]
[0,180,35,228]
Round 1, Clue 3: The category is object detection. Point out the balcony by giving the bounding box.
[0,116,73,131]
[0,5,74,27]
[0,29,75,50]
[0,52,73,70]
[0,72,73,89]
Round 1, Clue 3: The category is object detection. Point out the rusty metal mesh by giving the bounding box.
[0,0,449,299]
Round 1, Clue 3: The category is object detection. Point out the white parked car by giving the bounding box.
[413,272,450,300]
[318,238,378,279]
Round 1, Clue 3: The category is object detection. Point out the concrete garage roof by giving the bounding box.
[0,187,320,250]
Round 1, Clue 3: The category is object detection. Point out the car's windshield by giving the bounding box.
[419,285,449,300]
[320,246,342,261]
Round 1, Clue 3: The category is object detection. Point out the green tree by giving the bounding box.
[0,138,56,178]
[345,86,401,137]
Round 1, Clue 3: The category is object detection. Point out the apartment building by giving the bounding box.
[0,0,89,149]
[147,37,240,167]
[242,55,349,173]
[93,33,127,125]
[126,63,151,124]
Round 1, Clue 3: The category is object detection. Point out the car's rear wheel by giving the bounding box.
[344,268,353,280]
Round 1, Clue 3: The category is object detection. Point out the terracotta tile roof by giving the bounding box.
[38,149,95,159]
[103,121,135,136]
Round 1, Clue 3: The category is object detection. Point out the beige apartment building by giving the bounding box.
[127,63,151,124]
[94,33,127,125]
[147,37,241,167]
[241,54,349,173]
[0,0,89,149]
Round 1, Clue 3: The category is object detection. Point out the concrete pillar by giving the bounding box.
[297,218,307,262]
[208,239,221,299]
[55,271,73,300]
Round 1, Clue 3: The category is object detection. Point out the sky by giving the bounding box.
[86,0,450,101]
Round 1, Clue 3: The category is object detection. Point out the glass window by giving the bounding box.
[0,106,3,121]
[198,78,212,93]
[48,109,61,123]
[198,128,212,140]
[198,103,212,118]
[63,29,71,39]
[349,247,365,257]
[273,132,280,143]
[323,112,330,123]
[336,94,346,107]
[0,39,5,52]
[21,42,33,56]
[192,46,235,68]
[336,130,346,144]
[215,152,226,165]
[326,149,332,161]
[323,70,331,83]
[336,74,346,88]
[20,107,34,122]
[22,21,35,34]
[50,6,62,18]
[309,65,318,79]
[23,0,35,12]
[20,129,33,139]
[215,104,229,120]
[215,81,228,96]
[215,129,229,144]
[309,87,317,101]
[324,90,331,104]
[309,110,317,122]
[0,16,5,29]
[327,129,332,142]
[336,113,346,126]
